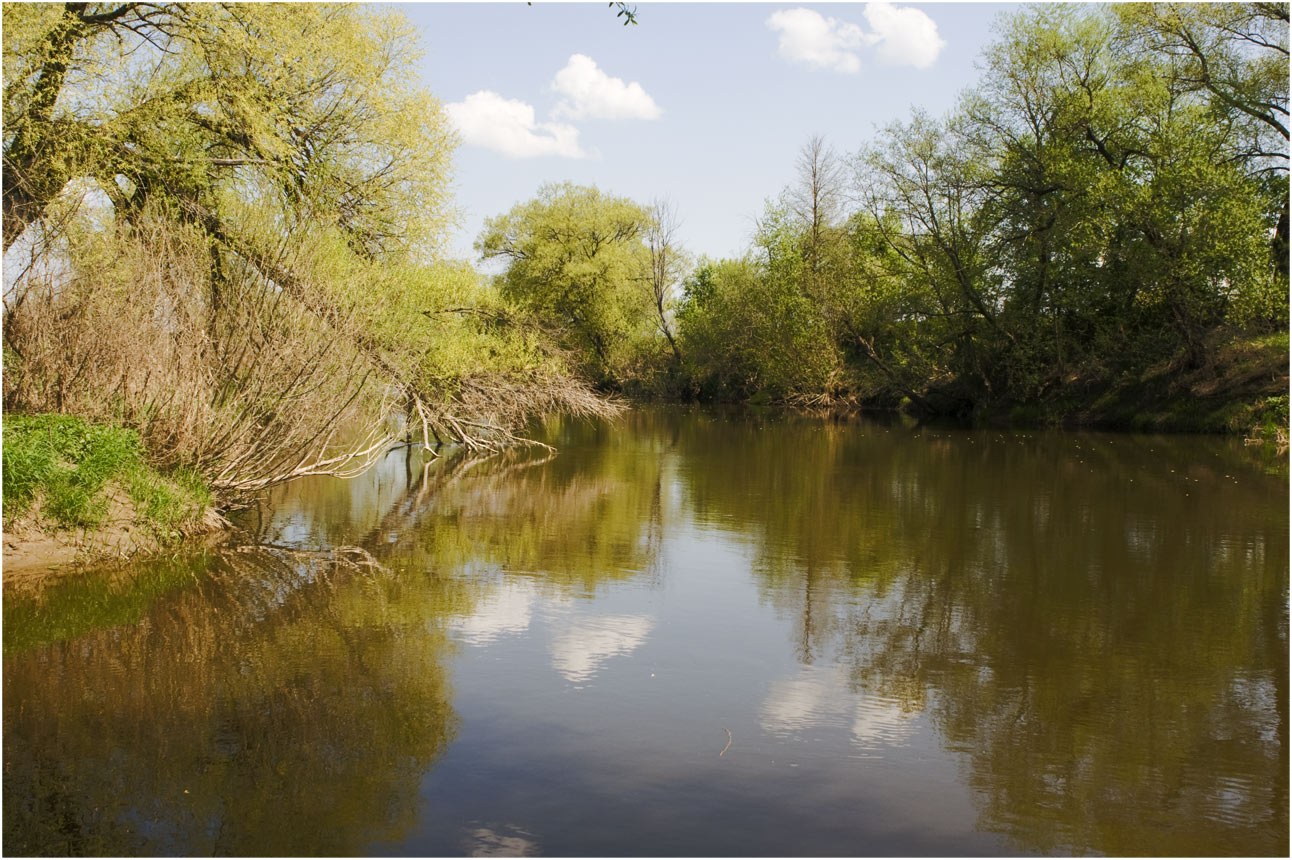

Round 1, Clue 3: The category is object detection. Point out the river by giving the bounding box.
[3,408,1287,856]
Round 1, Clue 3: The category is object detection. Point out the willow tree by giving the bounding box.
[477,183,655,385]
[3,3,455,253]
[4,4,608,490]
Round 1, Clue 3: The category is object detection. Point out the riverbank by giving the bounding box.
[3,503,227,580]
[1002,331,1290,435]
[2,415,225,579]
[653,330,1291,440]
[7,334,1287,580]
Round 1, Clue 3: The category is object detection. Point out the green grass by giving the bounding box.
[3,414,211,533]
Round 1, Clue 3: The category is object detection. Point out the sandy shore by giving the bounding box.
[3,497,229,583]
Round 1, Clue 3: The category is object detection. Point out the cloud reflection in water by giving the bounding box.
[549,614,654,685]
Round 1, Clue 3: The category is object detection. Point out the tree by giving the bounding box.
[1115,3,1289,275]
[677,257,771,399]
[3,4,612,489]
[849,3,1286,407]
[644,197,689,364]
[788,134,848,289]
[2,3,455,256]
[677,217,838,403]
[962,6,1113,387]
[858,110,1010,405]
[983,4,1285,366]
[1117,3,1288,159]
[477,183,654,384]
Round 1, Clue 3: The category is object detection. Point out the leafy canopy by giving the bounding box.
[3,3,457,257]
[477,182,656,382]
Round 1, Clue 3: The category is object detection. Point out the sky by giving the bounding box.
[399,2,1014,262]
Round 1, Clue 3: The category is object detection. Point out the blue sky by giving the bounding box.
[400,3,1014,261]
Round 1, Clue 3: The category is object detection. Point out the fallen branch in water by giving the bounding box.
[1244,425,1290,455]
[229,543,388,574]
[212,403,401,493]
[200,205,621,463]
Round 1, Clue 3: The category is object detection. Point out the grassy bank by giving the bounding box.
[3,414,221,573]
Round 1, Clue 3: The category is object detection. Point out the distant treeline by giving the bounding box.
[479,4,1289,432]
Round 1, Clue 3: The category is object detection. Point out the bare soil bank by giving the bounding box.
[3,490,227,583]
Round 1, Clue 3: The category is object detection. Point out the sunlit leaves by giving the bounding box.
[477,183,655,383]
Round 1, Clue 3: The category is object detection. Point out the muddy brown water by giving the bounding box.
[4,408,1287,856]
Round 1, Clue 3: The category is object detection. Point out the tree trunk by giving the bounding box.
[3,4,89,252]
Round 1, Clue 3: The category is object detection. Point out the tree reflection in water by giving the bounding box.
[4,415,671,855]
[681,415,1287,856]
[4,409,1286,856]
[4,548,465,855]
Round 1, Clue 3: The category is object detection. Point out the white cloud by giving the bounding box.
[446,90,585,159]
[863,2,946,69]
[851,696,914,751]
[551,54,661,121]
[760,665,844,734]
[463,826,540,858]
[766,8,865,74]
[759,665,916,754]
[766,5,946,73]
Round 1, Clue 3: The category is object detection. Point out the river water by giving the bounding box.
[3,408,1288,856]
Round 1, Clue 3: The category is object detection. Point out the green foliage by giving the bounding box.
[1255,393,1289,432]
[4,415,141,527]
[675,2,1288,427]
[2,3,457,256]
[2,4,457,487]
[675,197,843,401]
[127,465,212,531]
[610,2,639,26]
[1114,3,1288,168]
[4,4,612,492]
[3,414,210,531]
[477,183,656,384]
